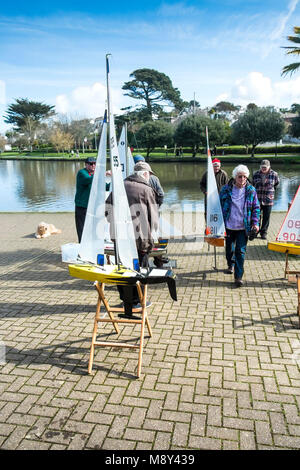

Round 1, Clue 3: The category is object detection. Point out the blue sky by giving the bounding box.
[1,0,300,132]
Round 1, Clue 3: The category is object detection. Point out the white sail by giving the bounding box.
[205,128,225,237]
[127,146,135,176]
[118,125,127,179]
[106,55,139,269]
[118,125,135,177]
[276,184,300,243]
[77,115,108,265]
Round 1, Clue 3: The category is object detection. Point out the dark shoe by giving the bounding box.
[118,313,141,319]
[153,257,164,268]
[260,233,267,240]
[225,266,233,274]
[235,278,243,287]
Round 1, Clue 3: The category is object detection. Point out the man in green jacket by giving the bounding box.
[75,157,96,242]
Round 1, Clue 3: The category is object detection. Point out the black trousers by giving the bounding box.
[75,206,87,243]
[260,204,272,235]
[117,251,149,313]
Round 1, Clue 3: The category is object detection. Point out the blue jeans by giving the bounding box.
[225,229,248,280]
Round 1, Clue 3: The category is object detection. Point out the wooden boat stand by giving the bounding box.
[205,237,225,271]
[298,275,300,328]
[284,250,299,278]
[88,280,152,378]
[298,275,300,327]
[288,272,300,328]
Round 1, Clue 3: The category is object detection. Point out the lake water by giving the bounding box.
[0,159,299,212]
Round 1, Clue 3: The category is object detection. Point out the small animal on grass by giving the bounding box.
[35,222,62,239]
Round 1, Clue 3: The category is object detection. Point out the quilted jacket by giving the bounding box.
[219,179,260,235]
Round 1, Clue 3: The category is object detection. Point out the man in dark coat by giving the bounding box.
[253,159,279,239]
[106,161,159,315]
[133,155,167,268]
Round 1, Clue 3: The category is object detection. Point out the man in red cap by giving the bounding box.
[200,158,228,220]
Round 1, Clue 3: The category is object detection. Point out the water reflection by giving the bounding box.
[0,159,299,212]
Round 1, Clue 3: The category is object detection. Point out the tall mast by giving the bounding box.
[206,126,211,157]
[106,53,121,266]
[125,122,129,177]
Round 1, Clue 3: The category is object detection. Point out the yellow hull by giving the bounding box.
[68,264,177,300]
[69,264,139,285]
[268,242,300,255]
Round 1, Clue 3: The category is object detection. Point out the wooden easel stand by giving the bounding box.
[88,280,152,378]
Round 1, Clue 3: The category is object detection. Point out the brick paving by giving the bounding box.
[0,211,299,450]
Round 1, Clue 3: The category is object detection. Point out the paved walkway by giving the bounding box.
[0,212,299,450]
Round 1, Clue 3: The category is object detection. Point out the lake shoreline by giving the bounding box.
[0,159,298,212]
[1,154,300,164]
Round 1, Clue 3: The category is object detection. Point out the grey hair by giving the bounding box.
[135,170,149,180]
[232,164,249,179]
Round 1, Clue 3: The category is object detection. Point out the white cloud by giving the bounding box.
[55,82,126,118]
[216,71,300,108]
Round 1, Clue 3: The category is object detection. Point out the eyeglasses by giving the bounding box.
[88,162,96,165]
[237,175,247,179]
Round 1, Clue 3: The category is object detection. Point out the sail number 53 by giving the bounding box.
[113,155,119,168]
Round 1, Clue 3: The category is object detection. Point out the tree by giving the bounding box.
[174,115,228,157]
[180,99,201,115]
[122,68,185,120]
[290,116,300,137]
[0,136,6,152]
[4,98,55,150]
[288,104,300,137]
[4,98,55,130]
[210,101,241,120]
[290,103,300,114]
[135,121,174,159]
[215,101,239,113]
[246,103,258,111]
[54,117,94,150]
[231,107,286,157]
[281,26,300,76]
[175,115,209,156]
[49,129,74,153]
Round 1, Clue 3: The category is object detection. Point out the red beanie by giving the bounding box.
[212,158,221,164]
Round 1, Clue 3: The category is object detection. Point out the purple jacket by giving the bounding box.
[219,180,260,235]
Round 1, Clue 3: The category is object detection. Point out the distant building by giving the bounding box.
[281,112,298,126]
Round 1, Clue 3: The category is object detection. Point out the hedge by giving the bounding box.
[140,145,300,155]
